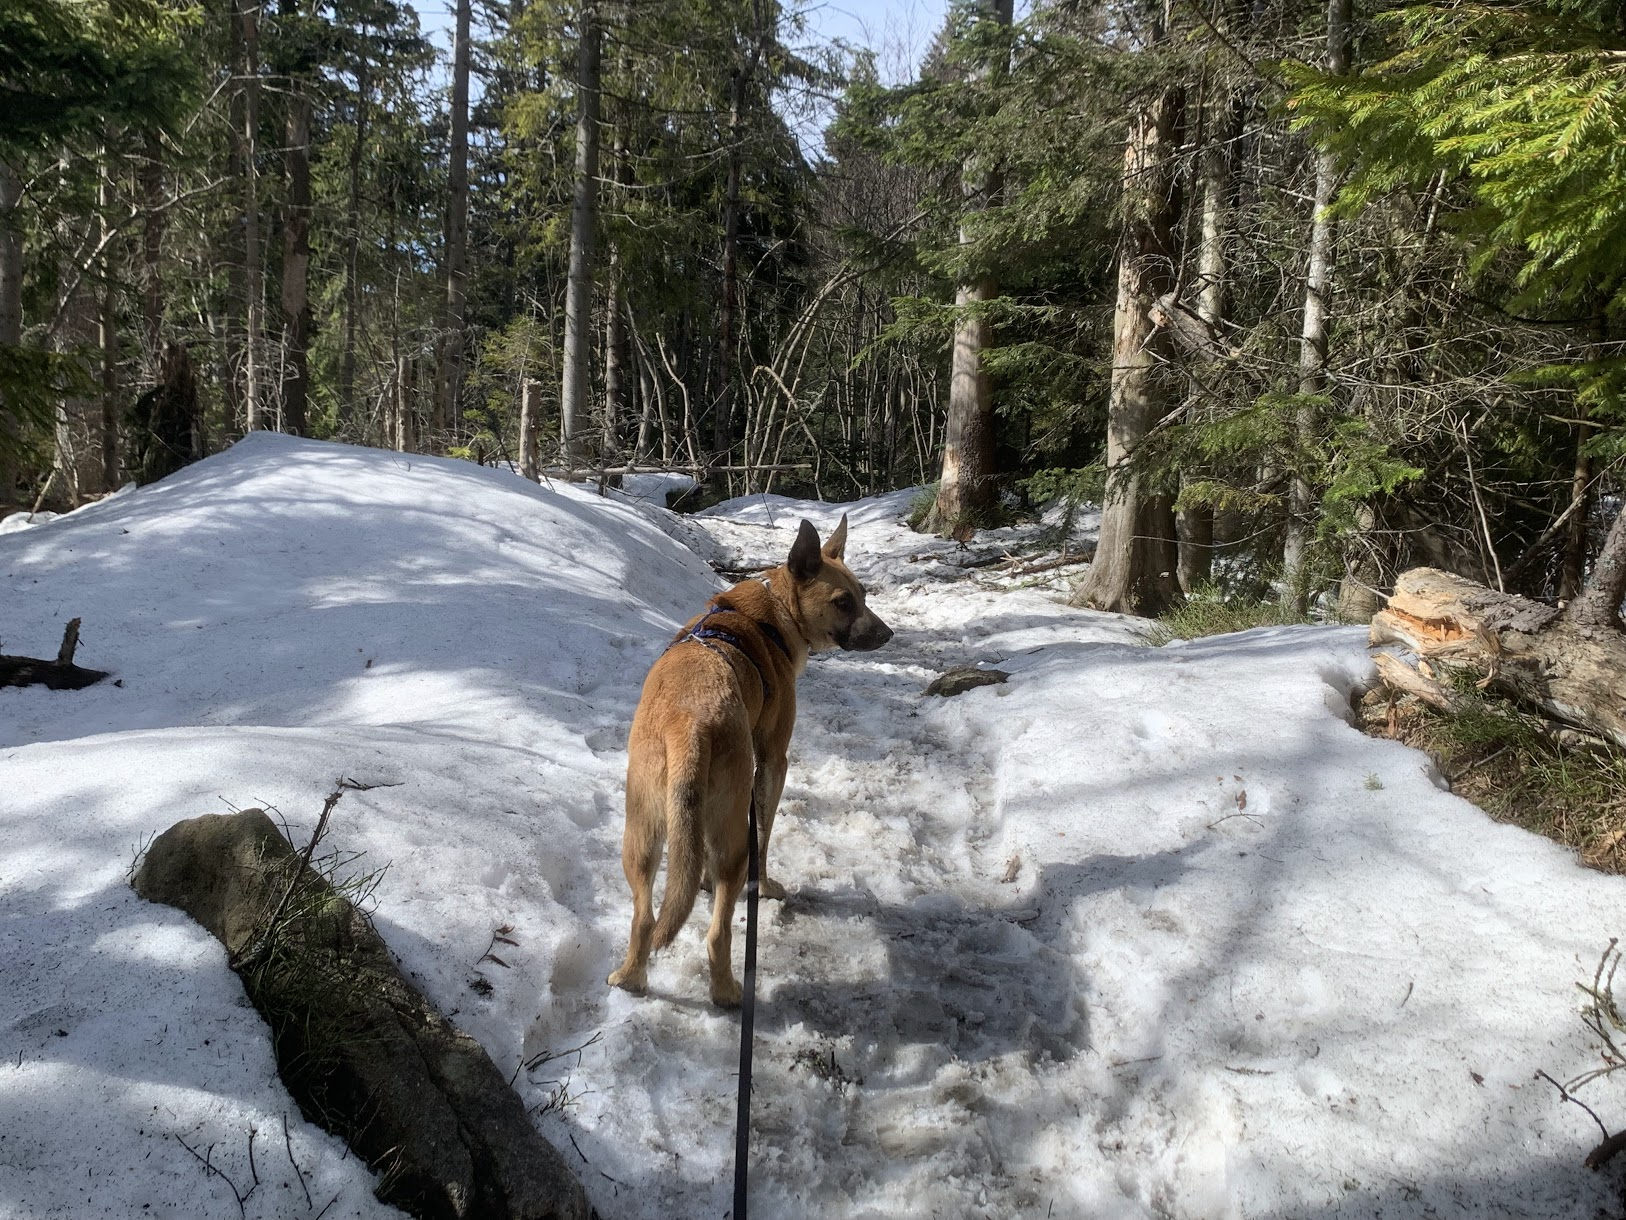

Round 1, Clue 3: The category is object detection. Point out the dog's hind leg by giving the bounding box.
[753,748,790,901]
[608,754,665,993]
[703,796,750,1009]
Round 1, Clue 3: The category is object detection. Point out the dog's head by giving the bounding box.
[784,516,894,653]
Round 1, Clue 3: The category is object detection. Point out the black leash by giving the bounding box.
[732,794,760,1219]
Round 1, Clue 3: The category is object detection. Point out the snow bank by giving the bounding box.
[0,434,719,1218]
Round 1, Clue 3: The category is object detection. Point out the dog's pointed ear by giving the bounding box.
[788,519,823,582]
[822,514,848,561]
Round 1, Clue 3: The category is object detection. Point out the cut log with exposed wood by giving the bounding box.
[1370,568,1626,751]
[0,618,110,690]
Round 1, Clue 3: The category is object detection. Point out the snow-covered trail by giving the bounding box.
[551,499,1626,1220]
[5,443,1625,1220]
[545,512,1119,1218]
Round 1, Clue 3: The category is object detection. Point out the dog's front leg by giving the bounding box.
[753,749,790,901]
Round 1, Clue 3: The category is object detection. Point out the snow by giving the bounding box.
[3,434,1623,1219]
[0,511,58,534]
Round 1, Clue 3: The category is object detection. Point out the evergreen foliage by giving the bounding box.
[0,0,1618,620]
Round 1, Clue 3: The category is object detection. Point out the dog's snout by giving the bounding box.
[852,614,894,651]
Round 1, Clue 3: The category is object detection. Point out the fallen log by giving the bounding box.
[0,618,110,690]
[133,808,589,1220]
[1371,652,1461,714]
[1370,568,1626,751]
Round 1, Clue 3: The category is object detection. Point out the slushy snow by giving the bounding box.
[1,434,1622,1218]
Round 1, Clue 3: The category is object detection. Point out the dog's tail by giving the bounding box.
[650,734,706,951]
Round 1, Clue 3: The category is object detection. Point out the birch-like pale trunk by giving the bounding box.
[1177,95,1241,593]
[98,145,118,490]
[1283,0,1352,609]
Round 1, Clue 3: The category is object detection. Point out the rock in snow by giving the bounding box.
[2,432,1623,1218]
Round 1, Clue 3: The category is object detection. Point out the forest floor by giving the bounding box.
[2,434,1625,1219]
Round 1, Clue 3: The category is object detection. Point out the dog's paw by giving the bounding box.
[710,977,744,1008]
[607,966,647,994]
[758,877,787,901]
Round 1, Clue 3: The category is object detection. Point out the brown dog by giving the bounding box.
[606,515,893,1006]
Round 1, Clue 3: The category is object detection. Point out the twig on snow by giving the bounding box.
[524,1030,603,1072]
[173,1132,257,1220]
[282,1113,313,1209]
[1535,1069,1610,1140]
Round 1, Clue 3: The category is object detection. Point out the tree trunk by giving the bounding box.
[0,158,19,500]
[1371,567,1625,750]
[98,147,118,490]
[140,131,165,382]
[922,0,1012,537]
[0,161,20,353]
[1283,0,1352,610]
[560,2,601,470]
[241,0,264,433]
[929,275,998,535]
[1177,94,1240,593]
[340,55,369,431]
[603,242,625,459]
[1560,406,1594,602]
[436,0,472,449]
[395,354,415,453]
[1564,501,1626,632]
[281,60,313,438]
[519,378,541,481]
[716,66,746,486]
[1070,82,1186,616]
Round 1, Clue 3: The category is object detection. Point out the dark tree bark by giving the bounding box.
[240,0,264,432]
[1565,502,1626,632]
[140,131,165,379]
[560,2,601,469]
[435,0,472,448]
[519,378,541,481]
[340,54,369,432]
[0,158,19,500]
[132,808,591,1220]
[716,65,745,479]
[602,125,628,459]
[280,24,313,438]
[0,619,108,690]
[126,342,201,484]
